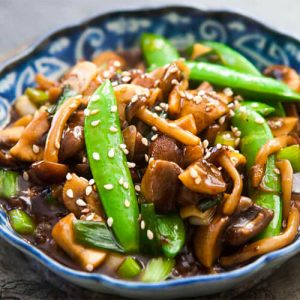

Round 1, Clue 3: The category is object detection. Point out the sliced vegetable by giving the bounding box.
[84,80,139,252]
[0,169,19,198]
[214,131,236,147]
[117,257,142,279]
[9,209,35,234]
[25,87,49,105]
[277,145,300,172]
[241,102,275,116]
[74,220,124,253]
[140,257,175,282]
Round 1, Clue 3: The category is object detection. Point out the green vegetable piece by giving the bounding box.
[25,87,49,105]
[200,41,261,76]
[198,197,220,212]
[84,80,139,252]
[241,102,275,116]
[277,145,300,172]
[140,204,185,258]
[9,209,35,235]
[0,169,19,198]
[73,220,124,253]
[117,257,142,279]
[141,257,175,282]
[232,107,281,237]
[214,131,236,147]
[186,61,300,102]
[268,101,286,117]
[141,33,180,69]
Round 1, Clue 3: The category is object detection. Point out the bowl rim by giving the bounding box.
[0,3,300,291]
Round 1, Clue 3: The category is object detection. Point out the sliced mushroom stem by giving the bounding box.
[252,135,297,187]
[276,159,293,222]
[136,108,200,146]
[220,207,299,267]
[44,96,82,163]
[218,153,243,215]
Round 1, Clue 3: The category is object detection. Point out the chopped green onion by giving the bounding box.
[214,131,236,148]
[73,220,124,253]
[9,209,35,234]
[117,257,142,279]
[47,86,76,114]
[25,87,49,105]
[0,169,19,198]
[141,257,175,282]
[277,145,300,172]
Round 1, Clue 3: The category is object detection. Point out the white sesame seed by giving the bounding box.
[255,117,264,124]
[119,177,124,185]
[103,70,110,78]
[223,87,233,97]
[131,95,139,103]
[91,120,100,127]
[55,141,60,149]
[190,168,198,178]
[107,217,113,227]
[92,152,100,160]
[135,185,141,192]
[32,144,40,154]
[108,148,115,158]
[218,115,226,125]
[203,139,209,148]
[104,184,114,190]
[122,149,129,155]
[147,229,154,240]
[204,151,211,160]
[141,137,148,146]
[235,130,241,137]
[69,103,77,108]
[148,157,154,164]
[112,81,118,87]
[119,144,127,149]
[109,126,118,133]
[122,76,131,83]
[151,134,158,141]
[84,109,90,116]
[171,79,180,85]
[76,199,87,207]
[90,94,100,102]
[127,162,136,168]
[154,106,162,112]
[110,105,117,113]
[88,179,95,185]
[82,156,87,163]
[274,168,280,175]
[86,213,95,221]
[145,154,149,162]
[235,138,240,146]
[90,109,100,115]
[229,110,235,117]
[23,171,29,181]
[66,173,72,180]
[216,143,222,150]
[152,126,157,132]
[124,199,130,208]
[66,189,74,198]
[81,208,90,214]
[195,177,201,185]
[123,182,129,189]
[85,185,93,196]
[141,220,145,230]
[113,61,121,67]
[86,264,94,272]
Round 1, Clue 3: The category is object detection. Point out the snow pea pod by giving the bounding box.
[84,80,139,252]
[232,107,282,237]
[240,102,275,116]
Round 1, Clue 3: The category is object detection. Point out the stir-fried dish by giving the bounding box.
[1,33,300,281]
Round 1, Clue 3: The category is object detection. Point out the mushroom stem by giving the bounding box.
[220,207,299,267]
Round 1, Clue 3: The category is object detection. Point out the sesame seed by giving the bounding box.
[90,109,100,115]
[88,179,95,185]
[91,120,100,127]
[154,106,162,111]
[119,144,127,149]
[229,110,235,117]
[123,149,129,155]
[147,229,154,240]
[119,177,124,185]
[23,171,29,181]
[84,109,90,116]
[110,105,117,113]
[151,134,158,141]
[152,126,157,132]
[216,143,222,149]
[235,138,240,146]
[113,61,121,67]
[108,148,115,158]
[92,152,100,160]
[32,144,40,154]
[127,162,136,168]
[169,65,178,73]
[131,95,139,103]
[85,186,93,196]
[86,264,94,272]
[82,156,87,163]
[104,184,114,190]
[218,115,226,125]
[86,213,95,221]
[123,182,129,189]
[141,137,148,146]
[124,199,130,208]
[90,94,100,102]
[235,130,241,137]
[109,126,118,133]
[203,139,209,148]
[190,168,198,178]
[141,220,145,230]
[255,117,264,124]
[76,199,87,207]
[148,157,154,164]
[69,103,77,108]
[204,151,211,160]
[81,208,90,214]
[107,217,113,227]
[135,185,141,192]
[274,168,280,175]
[223,87,233,97]
[66,189,74,198]
[195,177,201,185]
[55,141,60,149]
[111,81,118,87]
[145,154,149,162]
[103,70,110,78]
[66,173,72,180]
[122,76,131,83]
[231,126,238,133]
[171,79,180,85]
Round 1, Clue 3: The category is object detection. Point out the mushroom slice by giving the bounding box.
[92,51,126,69]
[10,111,50,162]
[52,213,107,272]
[268,117,298,137]
[11,115,33,127]
[225,204,274,246]
[62,173,102,217]
[141,159,182,213]
[178,160,226,195]
[221,207,299,267]
[183,144,204,167]
[0,126,24,145]
[62,61,98,94]
[194,214,230,268]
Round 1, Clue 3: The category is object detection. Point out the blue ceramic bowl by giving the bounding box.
[0,5,300,299]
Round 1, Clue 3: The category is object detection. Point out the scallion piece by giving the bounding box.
[9,209,35,234]
[117,257,142,279]
[0,169,19,198]
[277,145,300,172]
[25,87,49,105]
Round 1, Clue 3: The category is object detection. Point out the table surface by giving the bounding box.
[1,1,300,299]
